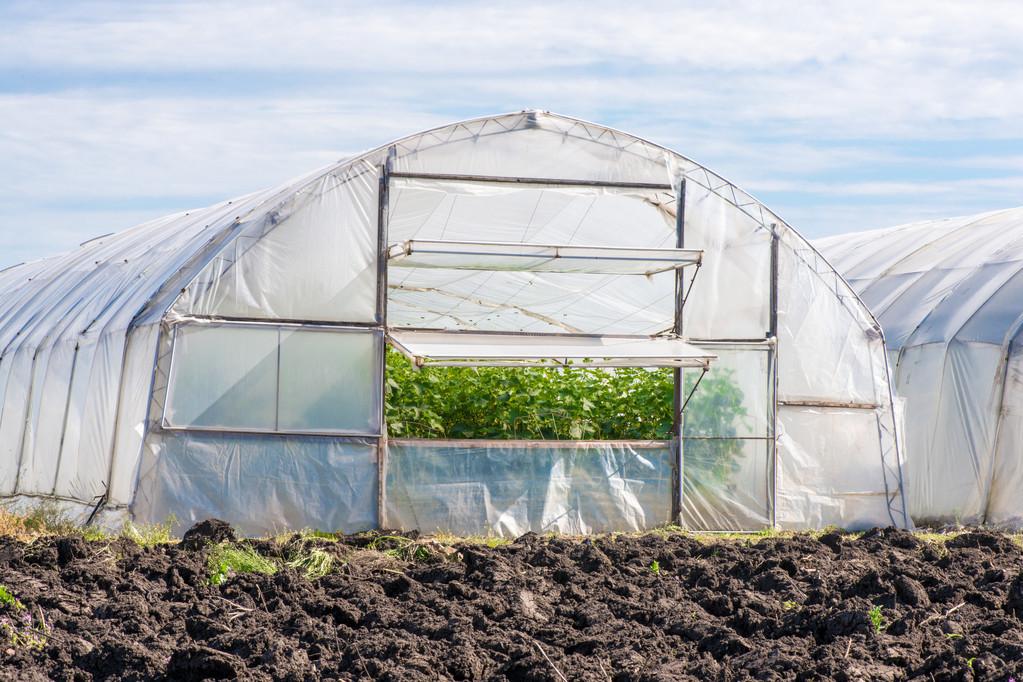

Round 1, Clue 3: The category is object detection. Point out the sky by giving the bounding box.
[2,0,1022,268]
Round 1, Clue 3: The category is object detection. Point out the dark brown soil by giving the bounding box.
[3,525,1023,680]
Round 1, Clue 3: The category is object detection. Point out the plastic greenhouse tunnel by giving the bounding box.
[0,110,909,537]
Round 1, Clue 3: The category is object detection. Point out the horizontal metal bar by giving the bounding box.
[0,262,25,274]
[419,358,713,368]
[686,338,776,346]
[0,491,129,510]
[389,438,673,448]
[389,327,669,340]
[679,437,773,443]
[828,491,892,497]
[778,399,880,410]
[169,316,384,332]
[399,250,696,264]
[158,422,383,440]
[390,171,674,191]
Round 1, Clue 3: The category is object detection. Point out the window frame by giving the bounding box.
[161,320,383,438]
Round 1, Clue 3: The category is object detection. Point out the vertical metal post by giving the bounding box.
[375,147,395,530]
[672,179,686,525]
[768,227,780,528]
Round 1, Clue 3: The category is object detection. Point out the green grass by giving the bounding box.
[432,531,512,548]
[0,584,25,611]
[284,547,335,580]
[368,535,435,562]
[120,518,176,547]
[207,543,279,586]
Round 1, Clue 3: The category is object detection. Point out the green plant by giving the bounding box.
[120,517,176,547]
[649,560,660,574]
[0,584,24,611]
[207,543,278,586]
[79,525,113,542]
[782,600,798,611]
[945,633,963,640]
[0,585,46,652]
[285,547,335,580]
[385,349,750,486]
[868,605,888,633]
[966,657,975,671]
[20,502,77,535]
[369,535,434,562]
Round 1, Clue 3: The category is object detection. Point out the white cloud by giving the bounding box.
[1,0,1022,264]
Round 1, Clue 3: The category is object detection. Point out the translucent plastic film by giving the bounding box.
[172,168,379,323]
[683,438,772,531]
[986,342,1023,526]
[681,181,772,340]
[164,323,382,435]
[776,406,898,530]
[133,432,378,536]
[384,440,672,536]
[386,177,679,335]
[680,344,773,530]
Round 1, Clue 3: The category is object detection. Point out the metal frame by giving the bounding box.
[769,229,780,528]
[673,180,686,523]
[385,328,714,369]
[387,239,702,276]
[390,171,674,191]
[390,438,673,449]
[778,399,880,410]
[159,320,384,439]
[376,148,395,529]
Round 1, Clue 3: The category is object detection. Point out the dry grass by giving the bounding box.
[0,508,31,540]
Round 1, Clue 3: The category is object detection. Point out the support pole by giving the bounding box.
[672,179,686,525]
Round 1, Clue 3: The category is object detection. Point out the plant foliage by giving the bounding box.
[207,543,278,586]
[384,348,751,485]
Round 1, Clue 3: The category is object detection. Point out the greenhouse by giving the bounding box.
[818,206,1023,527]
[0,111,908,535]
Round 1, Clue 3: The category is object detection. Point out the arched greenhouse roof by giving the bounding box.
[818,206,1023,526]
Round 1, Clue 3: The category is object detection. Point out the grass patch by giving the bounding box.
[0,583,46,653]
[285,547,335,580]
[369,535,435,562]
[120,518,175,547]
[208,543,278,586]
[0,584,25,611]
[432,531,512,549]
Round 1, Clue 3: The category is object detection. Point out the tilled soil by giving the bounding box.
[2,525,1023,681]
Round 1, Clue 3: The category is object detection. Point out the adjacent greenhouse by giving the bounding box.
[0,111,908,535]
[818,206,1023,526]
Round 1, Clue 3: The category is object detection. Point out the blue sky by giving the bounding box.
[2,0,1022,268]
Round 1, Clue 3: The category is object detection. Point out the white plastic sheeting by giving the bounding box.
[0,110,907,534]
[384,440,673,536]
[818,207,1023,526]
[134,432,378,536]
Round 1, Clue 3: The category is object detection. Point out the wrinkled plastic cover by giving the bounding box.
[134,432,378,536]
[818,207,1023,526]
[385,440,673,536]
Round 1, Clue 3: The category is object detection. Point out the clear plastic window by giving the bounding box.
[165,324,381,435]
